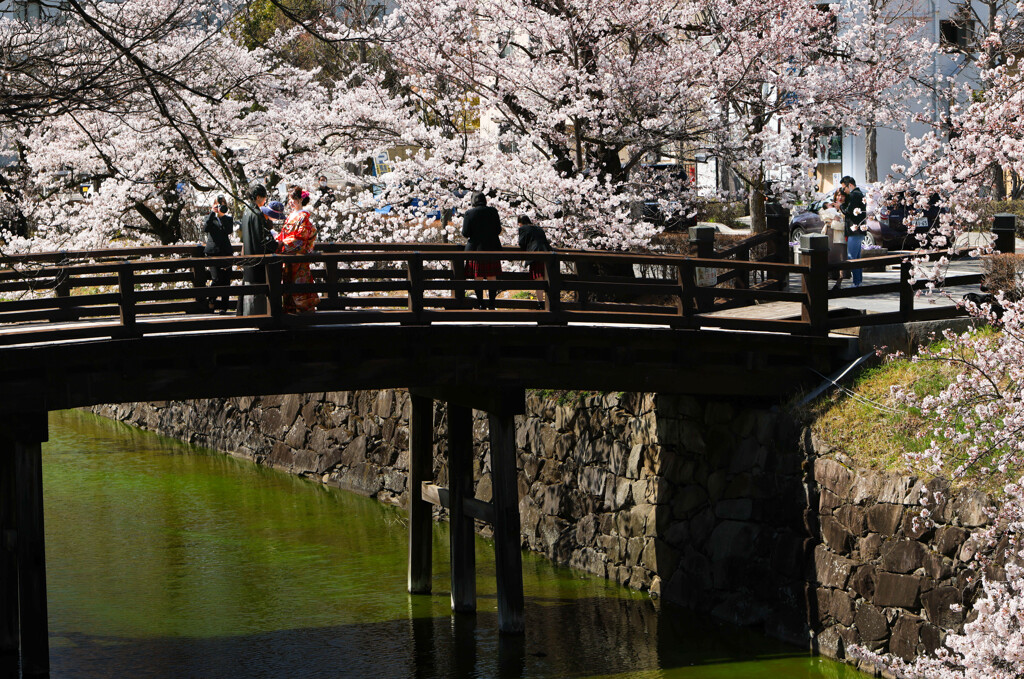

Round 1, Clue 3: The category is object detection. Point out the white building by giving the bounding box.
[819,0,989,191]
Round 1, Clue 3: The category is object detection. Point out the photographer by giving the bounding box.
[203,195,234,313]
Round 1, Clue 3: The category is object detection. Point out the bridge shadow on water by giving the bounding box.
[3,595,822,679]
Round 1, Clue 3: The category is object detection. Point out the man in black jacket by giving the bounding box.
[203,195,234,312]
[840,176,867,287]
[239,184,278,315]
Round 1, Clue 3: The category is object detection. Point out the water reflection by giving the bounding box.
[37,410,862,679]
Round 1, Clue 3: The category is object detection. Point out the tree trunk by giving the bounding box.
[748,181,766,234]
[865,127,878,184]
[992,163,1007,200]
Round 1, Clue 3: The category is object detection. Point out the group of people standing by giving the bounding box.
[461,191,553,308]
[819,175,868,289]
[203,186,553,316]
[204,183,320,316]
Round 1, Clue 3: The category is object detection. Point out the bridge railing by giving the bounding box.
[0,234,982,345]
[818,248,981,330]
[0,244,812,343]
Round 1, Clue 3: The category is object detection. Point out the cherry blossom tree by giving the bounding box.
[375,0,934,241]
[1,0,935,253]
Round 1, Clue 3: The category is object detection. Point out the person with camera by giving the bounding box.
[203,195,234,313]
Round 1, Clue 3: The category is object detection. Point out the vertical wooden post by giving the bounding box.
[676,260,696,324]
[900,258,914,322]
[690,225,716,313]
[4,414,49,677]
[446,403,476,613]
[191,261,208,314]
[325,257,339,309]
[543,254,563,323]
[265,259,283,322]
[800,233,829,335]
[450,256,466,308]
[406,254,424,324]
[738,245,751,290]
[408,393,433,594]
[993,213,1017,254]
[117,266,137,336]
[0,445,17,658]
[487,412,524,635]
[767,205,791,291]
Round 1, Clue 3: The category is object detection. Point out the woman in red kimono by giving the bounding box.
[276,186,320,314]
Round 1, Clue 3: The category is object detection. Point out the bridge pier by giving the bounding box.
[1,413,50,678]
[407,388,525,634]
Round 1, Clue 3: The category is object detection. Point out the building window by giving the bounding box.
[814,128,842,163]
[940,19,973,49]
[16,0,43,20]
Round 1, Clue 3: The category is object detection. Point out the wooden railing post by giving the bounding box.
[900,258,914,321]
[191,261,208,314]
[993,213,1017,254]
[690,226,716,312]
[800,234,829,335]
[451,256,466,308]
[325,257,339,308]
[53,267,80,322]
[738,244,751,290]
[767,206,791,291]
[406,253,424,324]
[265,258,283,323]
[677,259,696,320]
[117,265,137,335]
[542,254,564,324]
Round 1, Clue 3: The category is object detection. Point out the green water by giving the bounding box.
[35,409,865,678]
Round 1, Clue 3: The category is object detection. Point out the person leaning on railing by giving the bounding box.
[517,215,552,305]
[275,186,320,314]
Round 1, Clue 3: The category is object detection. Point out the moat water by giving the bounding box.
[25,410,866,678]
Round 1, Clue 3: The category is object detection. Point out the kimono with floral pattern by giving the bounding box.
[276,208,320,313]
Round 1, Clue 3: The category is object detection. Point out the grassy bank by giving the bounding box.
[796,328,1013,494]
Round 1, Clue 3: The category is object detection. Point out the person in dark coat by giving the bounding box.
[239,184,277,316]
[203,195,234,312]
[839,176,867,287]
[517,215,553,304]
[461,192,502,309]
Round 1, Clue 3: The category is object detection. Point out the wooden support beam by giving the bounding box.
[407,393,434,595]
[0,446,17,657]
[10,417,49,677]
[411,387,525,417]
[420,483,495,524]
[488,412,525,634]
[446,402,476,614]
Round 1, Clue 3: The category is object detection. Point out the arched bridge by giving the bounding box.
[0,232,980,676]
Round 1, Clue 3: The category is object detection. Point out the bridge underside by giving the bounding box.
[0,324,856,673]
[0,324,855,413]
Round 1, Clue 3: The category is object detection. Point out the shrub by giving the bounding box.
[980,253,1024,301]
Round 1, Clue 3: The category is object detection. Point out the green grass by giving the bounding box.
[795,328,1017,492]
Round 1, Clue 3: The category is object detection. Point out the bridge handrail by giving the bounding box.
[0,233,980,344]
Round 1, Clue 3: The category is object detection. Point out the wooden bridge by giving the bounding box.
[0,228,981,676]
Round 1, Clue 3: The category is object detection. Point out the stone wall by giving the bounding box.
[92,391,813,644]
[807,443,997,673]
